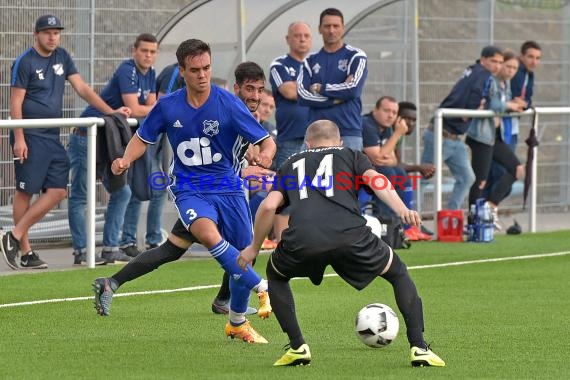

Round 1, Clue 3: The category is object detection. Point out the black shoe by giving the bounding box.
[212,297,230,314]
[420,225,434,236]
[120,244,141,258]
[1,231,20,270]
[20,250,48,269]
[73,251,106,266]
[101,249,132,264]
[93,277,115,316]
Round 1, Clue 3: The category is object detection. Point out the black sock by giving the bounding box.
[111,239,186,288]
[215,272,230,301]
[267,263,305,349]
[381,254,426,348]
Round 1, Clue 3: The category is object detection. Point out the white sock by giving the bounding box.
[254,279,268,293]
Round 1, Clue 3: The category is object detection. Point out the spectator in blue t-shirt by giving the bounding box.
[1,15,129,270]
[361,97,418,235]
[298,8,368,150]
[122,62,185,252]
[269,21,312,243]
[68,33,158,265]
[269,21,312,168]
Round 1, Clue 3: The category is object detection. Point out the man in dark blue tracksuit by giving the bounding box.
[421,46,504,210]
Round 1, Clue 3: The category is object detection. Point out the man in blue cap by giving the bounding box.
[1,14,129,270]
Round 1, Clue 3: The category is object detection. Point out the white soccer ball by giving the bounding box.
[354,303,399,348]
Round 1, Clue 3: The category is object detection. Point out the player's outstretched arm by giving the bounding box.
[111,134,148,175]
[255,136,277,169]
[363,168,421,227]
[237,191,284,270]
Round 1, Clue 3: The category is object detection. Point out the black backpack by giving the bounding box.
[364,202,411,249]
[377,214,411,250]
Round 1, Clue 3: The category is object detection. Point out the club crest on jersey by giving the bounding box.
[52,64,64,76]
[338,59,348,72]
[312,62,321,74]
[285,65,297,77]
[203,120,219,137]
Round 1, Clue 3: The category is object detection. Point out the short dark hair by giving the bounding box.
[398,101,417,115]
[134,33,158,48]
[319,8,344,26]
[234,61,265,86]
[480,45,503,58]
[375,95,397,109]
[521,40,541,55]
[176,39,211,68]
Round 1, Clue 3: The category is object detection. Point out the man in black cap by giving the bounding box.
[421,45,504,210]
[34,14,65,31]
[1,15,130,270]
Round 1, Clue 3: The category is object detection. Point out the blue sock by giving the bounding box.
[209,239,262,313]
[229,278,251,316]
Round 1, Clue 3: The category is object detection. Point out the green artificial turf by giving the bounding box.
[1,231,568,379]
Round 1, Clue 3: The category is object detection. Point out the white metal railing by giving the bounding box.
[0,117,138,268]
[433,107,570,236]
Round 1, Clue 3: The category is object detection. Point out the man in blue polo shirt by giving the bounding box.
[68,33,158,265]
[1,15,129,270]
[269,21,312,242]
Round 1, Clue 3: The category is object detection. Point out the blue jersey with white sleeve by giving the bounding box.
[269,54,309,143]
[137,85,270,196]
[81,58,156,117]
[297,44,368,137]
[10,47,78,137]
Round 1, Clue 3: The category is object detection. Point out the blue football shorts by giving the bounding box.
[13,134,70,193]
[173,192,253,250]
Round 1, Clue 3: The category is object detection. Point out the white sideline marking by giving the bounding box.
[1,251,569,309]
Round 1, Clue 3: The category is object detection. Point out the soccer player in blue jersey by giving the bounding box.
[1,15,129,270]
[93,39,275,344]
[69,33,158,265]
[297,8,368,151]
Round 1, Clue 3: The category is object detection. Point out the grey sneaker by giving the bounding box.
[20,250,48,269]
[73,251,106,266]
[120,244,141,258]
[101,249,132,264]
[93,277,114,316]
[1,231,20,270]
[211,297,258,315]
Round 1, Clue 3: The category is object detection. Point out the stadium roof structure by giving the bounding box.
[155,0,403,82]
